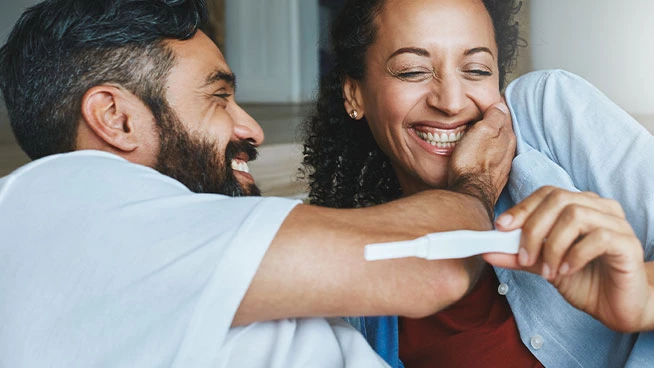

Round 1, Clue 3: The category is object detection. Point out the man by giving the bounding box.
[0,0,651,367]
[0,0,514,366]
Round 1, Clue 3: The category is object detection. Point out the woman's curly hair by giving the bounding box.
[301,0,522,208]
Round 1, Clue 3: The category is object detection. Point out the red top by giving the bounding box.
[399,266,544,367]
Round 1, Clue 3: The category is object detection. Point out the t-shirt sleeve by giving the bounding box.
[0,151,300,367]
[170,195,301,365]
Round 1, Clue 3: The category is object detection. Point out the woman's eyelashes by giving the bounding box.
[391,67,434,82]
[463,64,493,78]
[389,64,493,82]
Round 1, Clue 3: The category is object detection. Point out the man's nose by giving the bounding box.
[232,103,264,146]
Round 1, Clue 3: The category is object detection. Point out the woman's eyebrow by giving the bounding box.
[387,47,431,60]
[387,46,494,61]
[464,47,494,58]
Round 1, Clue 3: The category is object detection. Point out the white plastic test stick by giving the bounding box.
[364,229,522,261]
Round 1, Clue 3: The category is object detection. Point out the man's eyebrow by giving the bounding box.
[464,47,494,58]
[204,69,236,89]
[388,47,430,60]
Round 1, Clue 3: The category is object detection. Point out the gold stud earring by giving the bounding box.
[349,110,359,119]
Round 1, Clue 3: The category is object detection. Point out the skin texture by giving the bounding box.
[43,0,652,332]
[73,30,516,326]
[77,32,262,196]
[239,102,515,325]
[163,33,263,193]
[344,0,502,195]
[344,0,654,333]
[489,187,654,333]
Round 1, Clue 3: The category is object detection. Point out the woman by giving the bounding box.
[302,0,654,366]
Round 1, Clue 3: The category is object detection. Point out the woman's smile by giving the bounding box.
[410,123,469,156]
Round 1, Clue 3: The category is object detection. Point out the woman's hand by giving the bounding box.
[485,186,654,332]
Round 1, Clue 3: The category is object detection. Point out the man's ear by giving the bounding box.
[343,77,365,120]
[80,85,146,152]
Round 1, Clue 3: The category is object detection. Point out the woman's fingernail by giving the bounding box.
[496,213,513,228]
[518,247,529,266]
[542,263,551,279]
[559,262,570,275]
[494,102,509,114]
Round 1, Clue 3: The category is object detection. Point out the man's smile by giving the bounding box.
[231,158,250,173]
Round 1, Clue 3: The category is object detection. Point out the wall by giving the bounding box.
[225,0,319,103]
[506,1,531,84]
[205,0,225,50]
[0,0,38,40]
[529,0,654,119]
[0,0,40,124]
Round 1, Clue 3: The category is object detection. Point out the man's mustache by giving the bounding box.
[225,140,259,163]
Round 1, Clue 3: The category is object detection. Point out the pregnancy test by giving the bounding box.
[364,229,521,261]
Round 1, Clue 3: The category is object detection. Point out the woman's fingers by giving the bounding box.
[495,186,557,231]
[555,229,643,278]
[496,187,626,268]
[482,252,542,274]
[539,205,634,279]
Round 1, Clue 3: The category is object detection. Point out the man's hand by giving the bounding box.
[485,186,654,332]
[448,102,516,219]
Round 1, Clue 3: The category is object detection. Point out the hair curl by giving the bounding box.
[0,0,207,160]
[302,0,522,208]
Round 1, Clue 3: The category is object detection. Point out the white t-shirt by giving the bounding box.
[0,151,388,368]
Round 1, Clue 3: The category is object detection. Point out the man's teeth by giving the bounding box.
[416,130,465,148]
[231,160,250,173]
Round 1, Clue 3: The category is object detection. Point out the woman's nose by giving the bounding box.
[427,73,466,116]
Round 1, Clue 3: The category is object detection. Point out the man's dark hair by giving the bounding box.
[302,0,523,208]
[0,0,207,160]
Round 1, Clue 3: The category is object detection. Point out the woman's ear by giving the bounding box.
[79,85,147,152]
[343,77,365,120]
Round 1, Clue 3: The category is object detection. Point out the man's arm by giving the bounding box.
[645,262,654,331]
[234,103,515,326]
[236,190,489,325]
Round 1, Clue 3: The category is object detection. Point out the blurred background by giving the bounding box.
[1,0,653,196]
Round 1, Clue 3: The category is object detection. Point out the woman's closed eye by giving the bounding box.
[392,67,434,82]
[462,64,493,79]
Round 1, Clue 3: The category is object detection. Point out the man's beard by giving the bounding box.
[153,108,261,197]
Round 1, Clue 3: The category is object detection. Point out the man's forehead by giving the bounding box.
[166,31,235,87]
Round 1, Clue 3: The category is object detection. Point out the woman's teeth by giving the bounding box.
[231,160,250,173]
[416,130,464,148]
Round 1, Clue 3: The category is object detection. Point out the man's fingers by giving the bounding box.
[463,104,510,143]
[448,101,515,208]
[481,102,510,129]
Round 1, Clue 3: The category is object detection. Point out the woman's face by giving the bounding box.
[346,0,502,195]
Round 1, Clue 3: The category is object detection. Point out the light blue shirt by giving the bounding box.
[349,70,654,367]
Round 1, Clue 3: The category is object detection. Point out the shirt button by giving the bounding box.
[497,282,509,295]
[530,334,544,350]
